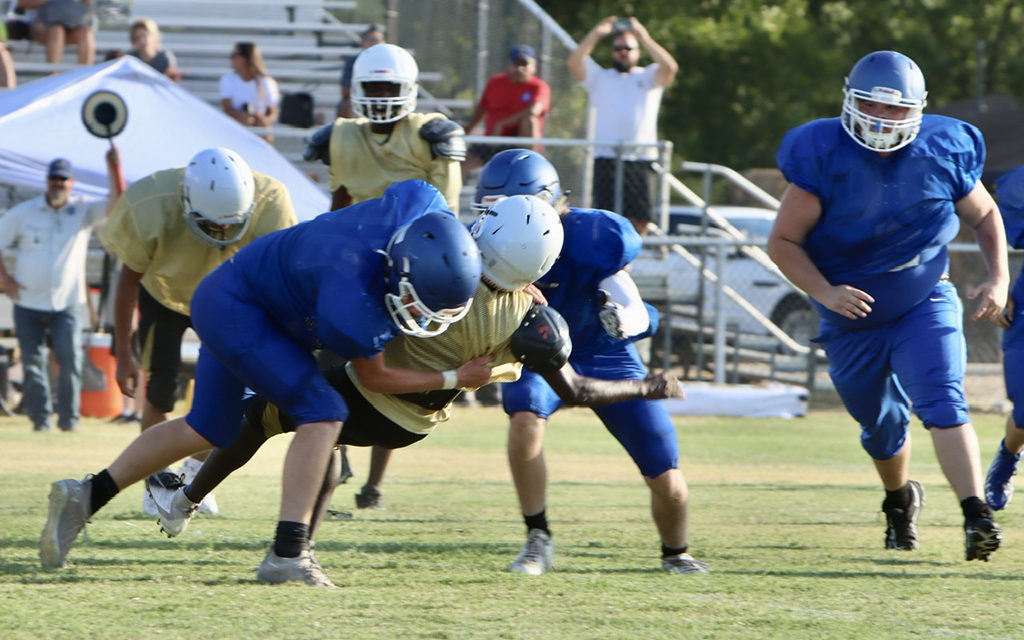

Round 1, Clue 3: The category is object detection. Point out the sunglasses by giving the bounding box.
[613,45,637,52]
[511,58,532,67]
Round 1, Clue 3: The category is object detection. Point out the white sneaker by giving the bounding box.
[39,477,92,568]
[179,457,219,515]
[508,528,553,575]
[149,485,198,537]
[661,553,709,574]
[256,548,336,587]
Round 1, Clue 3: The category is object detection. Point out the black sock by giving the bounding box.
[961,496,994,521]
[882,482,913,510]
[89,469,120,516]
[662,543,688,558]
[273,520,309,558]
[524,510,550,537]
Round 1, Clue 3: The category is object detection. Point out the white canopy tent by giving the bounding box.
[0,56,329,219]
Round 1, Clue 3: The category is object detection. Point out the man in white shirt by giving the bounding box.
[568,16,678,236]
[0,152,121,431]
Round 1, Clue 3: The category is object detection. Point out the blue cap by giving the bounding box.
[509,45,536,62]
[47,158,73,180]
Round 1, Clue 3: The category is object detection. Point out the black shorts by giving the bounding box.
[136,285,192,413]
[592,157,654,223]
[244,365,426,449]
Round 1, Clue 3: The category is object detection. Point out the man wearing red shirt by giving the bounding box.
[466,44,551,164]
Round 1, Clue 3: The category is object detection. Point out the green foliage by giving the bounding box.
[2,408,1023,639]
[538,0,1024,169]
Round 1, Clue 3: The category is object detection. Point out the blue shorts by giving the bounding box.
[501,342,679,478]
[185,265,348,448]
[1002,278,1024,427]
[817,279,968,460]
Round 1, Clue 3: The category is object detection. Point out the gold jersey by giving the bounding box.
[347,283,534,434]
[99,169,297,314]
[327,112,462,213]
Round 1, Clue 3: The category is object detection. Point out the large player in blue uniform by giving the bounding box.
[482,149,708,575]
[39,180,485,580]
[767,51,1009,561]
[984,168,1024,511]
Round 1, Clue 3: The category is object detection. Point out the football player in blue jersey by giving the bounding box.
[984,168,1024,511]
[767,51,1009,561]
[39,180,485,579]
[474,149,707,576]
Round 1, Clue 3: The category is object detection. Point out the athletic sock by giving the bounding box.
[662,543,688,558]
[524,510,550,537]
[89,469,120,516]
[273,520,310,558]
[882,482,913,510]
[961,496,994,521]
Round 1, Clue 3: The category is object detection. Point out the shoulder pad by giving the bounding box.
[510,305,572,372]
[419,117,467,161]
[302,122,335,164]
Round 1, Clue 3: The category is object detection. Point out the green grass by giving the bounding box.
[1,407,1022,639]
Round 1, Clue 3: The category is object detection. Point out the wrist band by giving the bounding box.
[441,369,458,389]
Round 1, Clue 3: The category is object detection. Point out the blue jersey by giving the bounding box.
[777,115,983,329]
[225,179,450,358]
[535,207,651,358]
[996,166,1024,250]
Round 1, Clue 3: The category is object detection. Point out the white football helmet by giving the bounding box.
[841,50,927,152]
[470,194,563,291]
[182,148,256,248]
[351,43,418,123]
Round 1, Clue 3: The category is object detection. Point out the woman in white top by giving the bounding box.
[220,41,280,131]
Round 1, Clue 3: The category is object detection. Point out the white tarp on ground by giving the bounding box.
[0,56,329,219]
[665,382,808,418]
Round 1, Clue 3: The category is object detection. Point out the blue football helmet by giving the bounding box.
[383,211,481,337]
[472,148,563,213]
[841,51,928,152]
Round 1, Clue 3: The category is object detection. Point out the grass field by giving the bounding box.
[1,406,1022,640]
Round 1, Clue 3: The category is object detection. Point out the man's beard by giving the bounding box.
[47,189,69,208]
[612,59,633,73]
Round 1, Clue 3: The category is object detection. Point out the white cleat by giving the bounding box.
[508,528,553,576]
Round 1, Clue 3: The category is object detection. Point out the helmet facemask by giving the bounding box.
[841,87,925,152]
[352,80,417,123]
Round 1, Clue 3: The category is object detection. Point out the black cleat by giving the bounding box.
[883,479,924,551]
[964,517,1001,561]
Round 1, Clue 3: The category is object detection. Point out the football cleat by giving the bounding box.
[883,479,924,551]
[256,548,336,587]
[39,477,92,568]
[508,528,553,576]
[985,439,1020,511]
[662,553,709,574]
[964,517,1002,562]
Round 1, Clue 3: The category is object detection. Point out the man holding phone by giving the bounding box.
[567,16,678,236]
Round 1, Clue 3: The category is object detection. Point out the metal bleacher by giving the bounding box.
[8,0,466,127]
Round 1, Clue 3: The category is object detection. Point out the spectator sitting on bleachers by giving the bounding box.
[19,0,96,65]
[220,41,279,133]
[129,17,181,82]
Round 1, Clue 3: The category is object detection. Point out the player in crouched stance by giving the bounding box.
[474,149,707,575]
[768,51,1007,561]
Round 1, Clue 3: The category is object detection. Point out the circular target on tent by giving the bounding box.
[81,90,128,139]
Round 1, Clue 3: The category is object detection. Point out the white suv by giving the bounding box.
[633,205,817,347]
